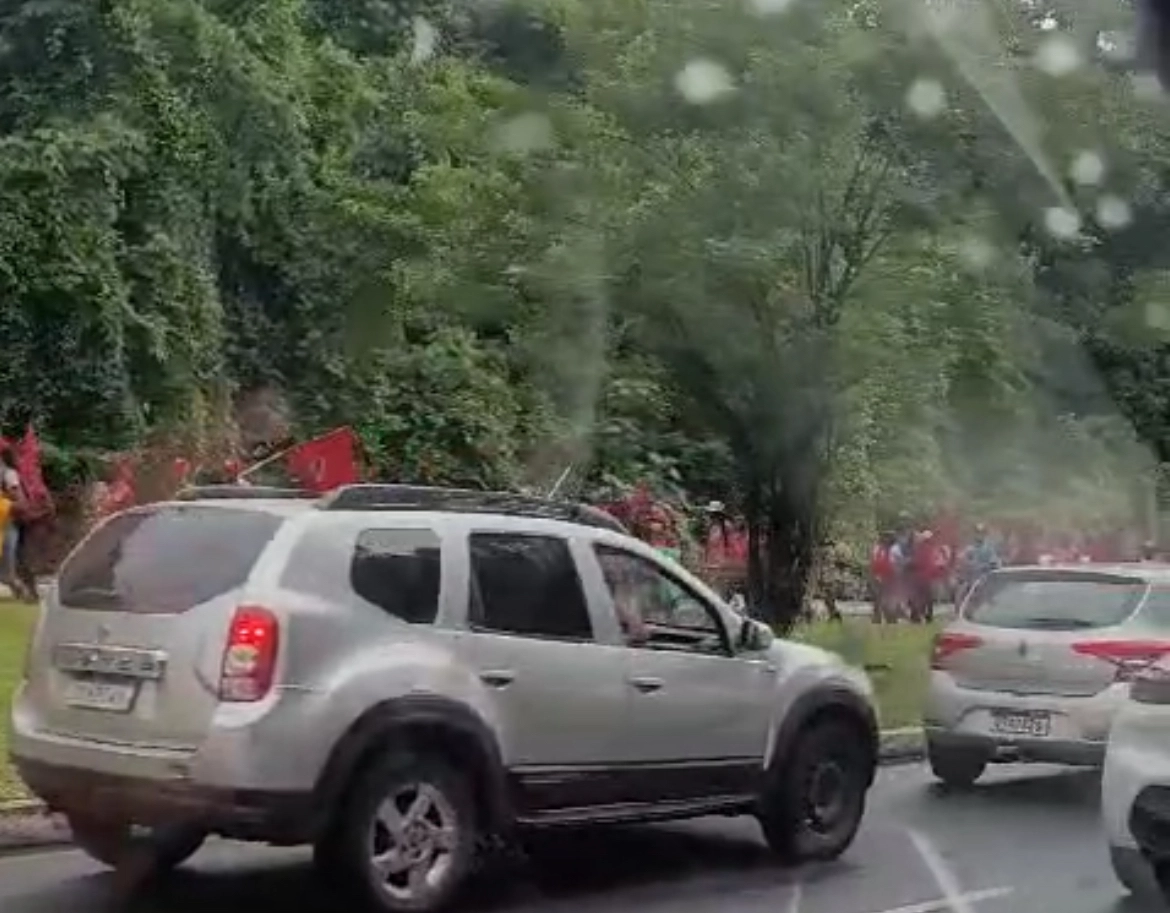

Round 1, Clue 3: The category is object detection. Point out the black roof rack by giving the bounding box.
[175,485,318,502]
[321,484,627,533]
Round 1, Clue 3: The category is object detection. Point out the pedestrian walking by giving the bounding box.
[0,447,30,601]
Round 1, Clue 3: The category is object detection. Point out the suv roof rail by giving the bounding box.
[321,484,627,532]
[175,485,318,501]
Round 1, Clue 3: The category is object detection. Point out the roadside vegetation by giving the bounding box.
[0,601,36,801]
[796,620,938,730]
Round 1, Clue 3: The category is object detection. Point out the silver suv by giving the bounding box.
[11,484,878,913]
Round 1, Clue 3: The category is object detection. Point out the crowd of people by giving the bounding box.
[867,517,1164,624]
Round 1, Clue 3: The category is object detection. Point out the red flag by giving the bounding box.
[286,427,360,493]
[98,456,137,517]
[16,426,52,519]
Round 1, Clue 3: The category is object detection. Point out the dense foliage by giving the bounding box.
[1,0,1167,622]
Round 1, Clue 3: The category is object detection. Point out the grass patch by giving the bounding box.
[791,618,939,730]
[0,600,37,802]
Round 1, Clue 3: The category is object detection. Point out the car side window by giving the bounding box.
[594,546,727,654]
[349,528,442,624]
[1139,587,1170,630]
[469,533,593,641]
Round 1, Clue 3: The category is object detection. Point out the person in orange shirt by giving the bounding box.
[0,488,16,596]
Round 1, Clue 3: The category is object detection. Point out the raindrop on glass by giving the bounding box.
[1132,74,1164,101]
[906,78,947,119]
[675,59,736,105]
[958,236,995,271]
[410,17,439,65]
[491,112,556,155]
[747,0,798,14]
[1098,31,1135,64]
[1035,35,1082,77]
[1070,151,1106,187]
[1044,206,1081,239]
[1097,195,1132,230]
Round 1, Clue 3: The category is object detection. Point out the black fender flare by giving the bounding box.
[767,684,880,787]
[312,694,512,834]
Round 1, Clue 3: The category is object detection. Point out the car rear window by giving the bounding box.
[58,506,283,613]
[964,572,1148,631]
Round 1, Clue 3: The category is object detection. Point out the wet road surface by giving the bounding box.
[0,763,1155,913]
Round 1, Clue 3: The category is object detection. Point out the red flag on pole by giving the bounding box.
[16,426,52,519]
[285,427,360,493]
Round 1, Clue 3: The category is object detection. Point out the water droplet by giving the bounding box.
[1070,151,1106,187]
[1035,35,1081,77]
[958,236,995,271]
[1098,30,1135,64]
[675,59,736,105]
[1097,195,1132,230]
[906,78,947,119]
[1132,73,1164,101]
[410,17,438,65]
[491,112,555,155]
[1044,206,1081,239]
[747,0,798,14]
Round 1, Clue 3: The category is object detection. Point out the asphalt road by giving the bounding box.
[0,763,1153,913]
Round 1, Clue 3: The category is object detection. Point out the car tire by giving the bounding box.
[67,814,206,872]
[759,718,872,863]
[1110,844,1168,902]
[927,743,986,788]
[319,751,478,913]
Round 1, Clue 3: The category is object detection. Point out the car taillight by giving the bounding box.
[930,632,983,669]
[219,605,279,702]
[1071,640,1170,683]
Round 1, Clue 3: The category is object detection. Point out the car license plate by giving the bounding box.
[64,679,137,713]
[991,711,1050,738]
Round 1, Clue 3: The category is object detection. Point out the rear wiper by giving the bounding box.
[64,586,122,606]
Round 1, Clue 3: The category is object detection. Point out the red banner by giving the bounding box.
[286,427,360,493]
[16,425,52,518]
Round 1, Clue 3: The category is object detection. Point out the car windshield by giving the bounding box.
[964,572,1149,630]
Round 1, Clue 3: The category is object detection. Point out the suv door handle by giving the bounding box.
[479,670,515,688]
[629,676,664,694]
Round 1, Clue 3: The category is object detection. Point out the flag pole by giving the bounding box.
[547,464,574,500]
[237,440,301,483]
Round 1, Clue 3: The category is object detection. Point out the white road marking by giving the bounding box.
[862,886,1014,913]
[908,828,1001,913]
[785,878,803,913]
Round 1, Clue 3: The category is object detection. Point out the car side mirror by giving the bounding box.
[739,618,774,653]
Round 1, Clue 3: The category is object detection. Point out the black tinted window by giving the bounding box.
[59,506,282,613]
[350,529,442,624]
[469,534,592,640]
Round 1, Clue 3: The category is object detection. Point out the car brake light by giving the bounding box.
[219,605,279,702]
[1071,640,1170,683]
[931,632,983,669]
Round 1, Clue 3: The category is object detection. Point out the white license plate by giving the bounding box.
[991,711,1050,738]
[64,679,137,713]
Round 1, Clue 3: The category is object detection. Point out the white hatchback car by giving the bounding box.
[925,565,1170,786]
[1103,643,1170,903]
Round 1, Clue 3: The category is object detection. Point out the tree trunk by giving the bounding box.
[763,481,818,634]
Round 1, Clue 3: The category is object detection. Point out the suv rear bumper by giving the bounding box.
[13,757,315,844]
